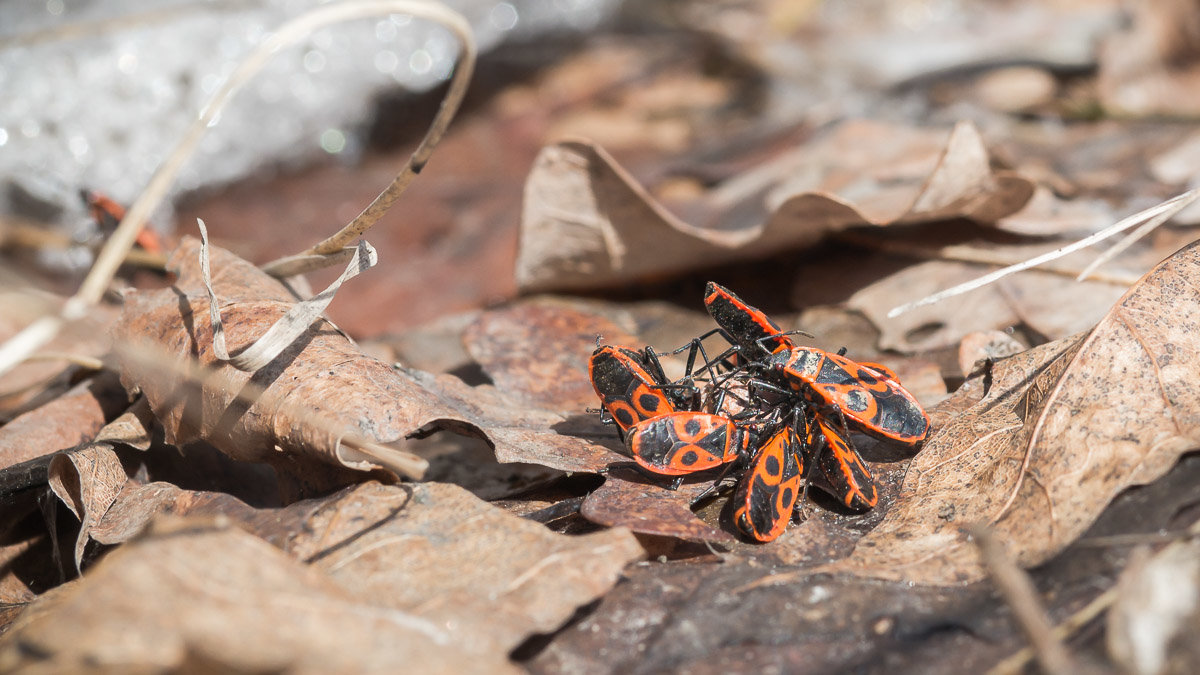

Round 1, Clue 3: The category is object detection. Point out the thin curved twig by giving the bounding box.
[259,3,476,275]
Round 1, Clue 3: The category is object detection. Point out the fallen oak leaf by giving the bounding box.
[86,481,644,659]
[47,443,127,573]
[115,237,427,480]
[517,120,1033,291]
[0,524,518,674]
[820,238,1200,584]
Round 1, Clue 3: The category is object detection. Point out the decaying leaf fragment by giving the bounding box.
[82,481,645,662]
[0,370,128,470]
[581,468,736,543]
[115,237,425,479]
[517,120,1033,291]
[0,525,518,674]
[827,240,1200,584]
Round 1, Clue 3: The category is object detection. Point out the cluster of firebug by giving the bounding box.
[588,282,931,542]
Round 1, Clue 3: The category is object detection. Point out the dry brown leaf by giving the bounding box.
[302,482,644,651]
[115,237,425,479]
[826,239,1200,584]
[0,524,519,674]
[115,238,622,477]
[0,370,128,471]
[516,120,1034,291]
[87,480,644,658]
[581,468,736,543]
[849,259,1128,352]
[462,299,635,411]
[47,442,127,572]
[0,292,116,419]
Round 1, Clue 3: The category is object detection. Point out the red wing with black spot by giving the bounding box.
[732,425,803,542]
[627,412,745,476]
[704,282,794,360]
[589,345,677,432]
[809,416,878,511]
[784,348,930,447]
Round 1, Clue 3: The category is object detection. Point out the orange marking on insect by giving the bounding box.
[812,417,878,510]
[733,425,803,542]
[627,412,740,476]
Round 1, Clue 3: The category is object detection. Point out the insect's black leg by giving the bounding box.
[837,346,847,357]
[668,476,685,491]
[689,462,739,507]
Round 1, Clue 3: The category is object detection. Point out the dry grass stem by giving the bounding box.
[968,523,1076,675]
[888,189,1200,318]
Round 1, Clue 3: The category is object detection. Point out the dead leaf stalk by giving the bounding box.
[968,523,1076,675]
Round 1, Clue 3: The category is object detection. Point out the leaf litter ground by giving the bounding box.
[5,2,1200,673]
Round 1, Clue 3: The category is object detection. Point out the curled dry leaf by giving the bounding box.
[47,443,127,572]
[516,120,1033,291]
[115,238,621,476]
[86,481,644,659]
[115,237,426,479]
[0,525,519,674]
[826,240,1200,584]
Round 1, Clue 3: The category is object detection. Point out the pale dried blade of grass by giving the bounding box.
[887,189,1200,318]
[197,220,377,371]
[258,249,356,278]
[1074,208,1181,281]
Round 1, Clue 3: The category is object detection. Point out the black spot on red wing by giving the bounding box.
[781,486,794,506]
[764,454,781,476]
[679,449,699,466]
[684,417,702,436]
[844,389,871,412]
[614,409,635,427]
[638,393,662,413]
